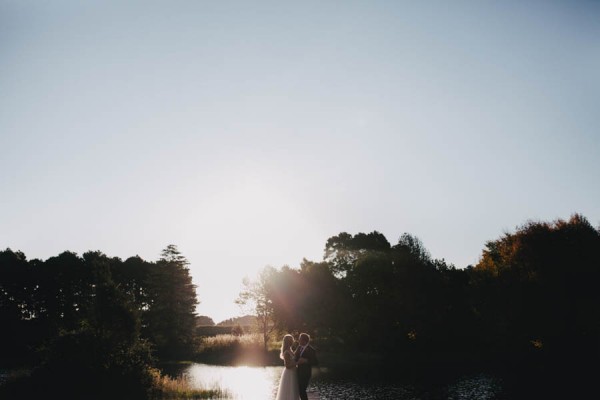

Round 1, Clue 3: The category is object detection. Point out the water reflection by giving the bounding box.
[181,364,281,399]
[446,374,503,400]
[172,363,505,400]
[0,370,9,385]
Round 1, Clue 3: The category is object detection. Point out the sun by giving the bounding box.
[184,169,323,322]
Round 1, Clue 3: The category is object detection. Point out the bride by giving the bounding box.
[274,334,300,400]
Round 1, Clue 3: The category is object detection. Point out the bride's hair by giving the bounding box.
[280,334,294,360]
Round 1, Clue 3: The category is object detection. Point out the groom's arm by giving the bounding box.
[299,347,317,366]
[297,356,308,364]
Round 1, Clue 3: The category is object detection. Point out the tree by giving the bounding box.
[160,244,190,265]
[324,231,390,277]
[320,231,450,355]
[268,266,304,331]
[112,255,152,314]
[0,249,155,399]
[474,214,600,365]
[0,248,36,365]
[144,245,199,358]
[394,233,432,264]
[196,315,215,326]
[236,266,277,351]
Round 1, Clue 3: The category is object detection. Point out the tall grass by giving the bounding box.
[196,333,281,365]
[150,368,230,399]
[199,333,262,351]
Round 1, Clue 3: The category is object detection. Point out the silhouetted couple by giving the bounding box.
[275,332,318,400]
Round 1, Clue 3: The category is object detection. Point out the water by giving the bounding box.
[165,363,506,400]
[177,363,282,399]
[0,370,9,385]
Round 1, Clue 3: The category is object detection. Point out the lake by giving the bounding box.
[163,362,509,399]
[2,362,585,399]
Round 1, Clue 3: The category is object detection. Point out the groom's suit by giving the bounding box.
[295,344,318,400]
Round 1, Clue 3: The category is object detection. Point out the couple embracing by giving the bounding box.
[275,333,318,400]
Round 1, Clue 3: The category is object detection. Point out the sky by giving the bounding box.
[1,0,599,322]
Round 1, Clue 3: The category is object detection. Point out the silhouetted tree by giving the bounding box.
[0,250,155,399]
[196,315,215,326]
[236,266,277,351]
[324,231,390,277]
[0,248,35,365]
[144,245,198,358]
[473,214,600,368]
[297,259,344,338]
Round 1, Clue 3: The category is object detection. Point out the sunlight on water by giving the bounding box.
[183,364,282,399]
[178,363,505,400]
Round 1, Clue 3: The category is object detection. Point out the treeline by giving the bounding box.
[2,213,599,394]
[0,244,197,399]
[217,315,255,327]
[243,214,600,373]
[194,316,256,339]
[194,314,255,327]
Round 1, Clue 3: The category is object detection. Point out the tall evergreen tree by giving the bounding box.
[144,245,198,358]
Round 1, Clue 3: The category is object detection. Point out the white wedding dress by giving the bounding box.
[275,349,299,400]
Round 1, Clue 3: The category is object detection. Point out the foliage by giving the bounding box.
[235,266,278,351]
[196,315,215,326]
[473,214,600,366]
[145,245,199,359]
[0,245,200,398]
[3,212,599,388]
[324,231,391,277]
[217,314,256,326]
[238,214,600,373]
[196,325,240,337]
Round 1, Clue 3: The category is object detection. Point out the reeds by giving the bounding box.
[195,333,281,366]
[198,333,264,352]
[150,368,230,399]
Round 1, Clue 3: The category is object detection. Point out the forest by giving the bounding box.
[243,214,600,377]
[1,214,599,398]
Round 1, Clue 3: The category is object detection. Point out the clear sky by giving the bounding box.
[1,0,599,322]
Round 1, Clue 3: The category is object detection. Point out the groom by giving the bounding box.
[294,333,318,400]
